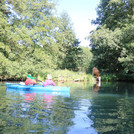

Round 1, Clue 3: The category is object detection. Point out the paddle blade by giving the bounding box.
[27,74,35,79]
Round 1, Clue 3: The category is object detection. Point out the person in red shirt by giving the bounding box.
[25,77,37,85]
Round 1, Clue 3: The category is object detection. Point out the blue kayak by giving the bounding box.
[6,88,70,97]
[6,83,70,92]
[30,86,70,92]
[6,83,41,89]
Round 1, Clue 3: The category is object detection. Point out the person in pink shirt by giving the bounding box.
[43,74,55,87]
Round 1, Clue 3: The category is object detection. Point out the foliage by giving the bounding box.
[101,74,117,82]
[54,12,81,71]
[0,0,93,80]
[34,69,95,83]
[90,0,134,81]
[78,47,93,73]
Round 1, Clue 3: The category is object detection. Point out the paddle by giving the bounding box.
[27,74,43,83]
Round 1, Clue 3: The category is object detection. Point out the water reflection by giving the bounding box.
[93,81,101,93]
[0,87,72,133]
[0,82,134,134]
[68,99,98,134]
[89,82,134,134]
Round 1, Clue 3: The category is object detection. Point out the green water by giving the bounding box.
[0,82,134,134]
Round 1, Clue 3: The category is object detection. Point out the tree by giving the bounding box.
[54,12,81,71]
[0,0,59,79]
[89,0,134,80]
[78,47,93,73]
[1,0,88,80]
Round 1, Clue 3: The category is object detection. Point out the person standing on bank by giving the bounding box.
[92,67,101,82]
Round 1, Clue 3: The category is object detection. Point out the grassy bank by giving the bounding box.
[37,69,95,83]
[0,69,95,83]
[2,69,133,82]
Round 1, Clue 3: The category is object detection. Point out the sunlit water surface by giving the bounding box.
[0,82,134,134]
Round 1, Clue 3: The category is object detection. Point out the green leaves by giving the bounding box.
[1,0,90,80]
[90,0,134,80]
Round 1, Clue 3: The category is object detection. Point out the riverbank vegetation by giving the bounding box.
[0,0,93,82]
[89,0,134,81]
[37,69,95,83]
[0,0,134,82]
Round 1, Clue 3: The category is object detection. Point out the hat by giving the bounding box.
[47,74,52,80]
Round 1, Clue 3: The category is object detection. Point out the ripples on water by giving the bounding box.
[0,82,134,134]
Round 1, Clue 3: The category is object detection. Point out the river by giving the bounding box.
[0,81,134,134]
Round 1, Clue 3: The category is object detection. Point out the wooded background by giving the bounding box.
[0,0,134,81]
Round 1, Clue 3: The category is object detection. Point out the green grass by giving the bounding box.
[101,74,117,82]
[38,69,95,83]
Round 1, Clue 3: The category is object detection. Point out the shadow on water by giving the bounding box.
[89,81,134,134]
[95,81,134,97]
[0,81,134,134]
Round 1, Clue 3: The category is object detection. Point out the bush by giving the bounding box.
[101,74,117,82]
